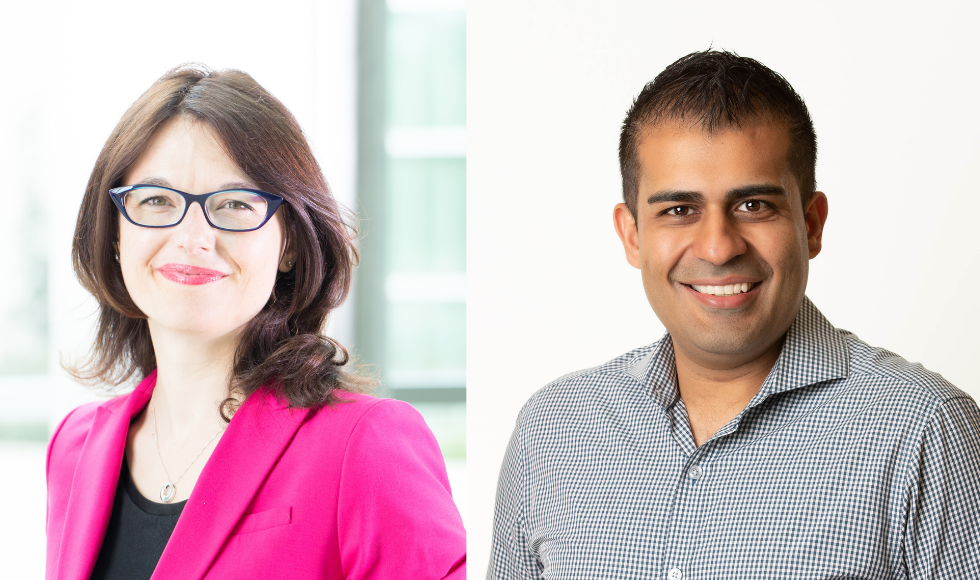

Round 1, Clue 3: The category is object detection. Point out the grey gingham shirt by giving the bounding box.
[489,297,980,579]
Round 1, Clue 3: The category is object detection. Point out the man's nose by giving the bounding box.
[173,202,217,253]
[691,211,747,266]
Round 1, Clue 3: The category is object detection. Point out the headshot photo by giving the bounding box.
[3,0,980,578]
[0,0,466,578]
[468,0,980,577]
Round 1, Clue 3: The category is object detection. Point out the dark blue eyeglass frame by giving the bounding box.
[109,184,286,232]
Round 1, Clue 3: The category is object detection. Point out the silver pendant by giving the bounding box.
[160,482,176,503]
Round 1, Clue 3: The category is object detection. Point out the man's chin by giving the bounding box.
[669,321,781,364]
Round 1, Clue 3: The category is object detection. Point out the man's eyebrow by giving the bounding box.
[646,190,705,205]
[726,184,786,202]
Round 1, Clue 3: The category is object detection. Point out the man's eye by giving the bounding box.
[664,206,692,217]
[736,200,768,213]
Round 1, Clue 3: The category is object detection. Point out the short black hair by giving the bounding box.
[619,50,817,220]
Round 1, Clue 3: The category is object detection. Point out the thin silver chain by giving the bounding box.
[153,402,226,489]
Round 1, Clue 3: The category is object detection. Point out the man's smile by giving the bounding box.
[680,279,763,309]
[689,282,758,296]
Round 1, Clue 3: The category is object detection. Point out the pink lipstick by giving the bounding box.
[157,263,227,285]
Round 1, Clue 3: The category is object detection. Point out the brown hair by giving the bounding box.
[619,50,817,220]
[69,64,373,418]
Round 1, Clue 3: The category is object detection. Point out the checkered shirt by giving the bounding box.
[488,297,980,579]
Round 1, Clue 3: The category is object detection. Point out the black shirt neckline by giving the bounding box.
[122,457,187,516]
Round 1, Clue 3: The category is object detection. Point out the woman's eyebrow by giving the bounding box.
[134,176,173,188]
[216,181,259,191]
[130,177,260,191]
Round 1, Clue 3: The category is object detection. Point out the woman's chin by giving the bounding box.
[146,311,255,340]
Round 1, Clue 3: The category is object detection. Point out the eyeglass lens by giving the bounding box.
[122,187,271,230]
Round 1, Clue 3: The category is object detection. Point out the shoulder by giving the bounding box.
[299,391,429,441]
[326,395,458,527]
[337,394,437,455]
[841,331,974,412]
[321,395,465,577]
[46,398,112,479]
[515,341,660,431]
[47,384,150,480]
[296,392,439,467]
[46,394,129,534]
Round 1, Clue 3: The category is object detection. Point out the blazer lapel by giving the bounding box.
[56,373,156,580]
[154,389,309,579]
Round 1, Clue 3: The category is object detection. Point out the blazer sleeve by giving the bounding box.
[45,402,101,580]
[337,398,466,579]
[46,406,80,537]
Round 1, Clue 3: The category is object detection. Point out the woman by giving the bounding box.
[45,65,466,580]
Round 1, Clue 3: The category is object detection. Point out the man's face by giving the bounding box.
[613,120,828,368]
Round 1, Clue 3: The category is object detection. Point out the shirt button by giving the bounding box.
[667,567,683,580]
[688,465,704,480]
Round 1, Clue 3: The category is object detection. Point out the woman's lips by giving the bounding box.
[157,263,227,285]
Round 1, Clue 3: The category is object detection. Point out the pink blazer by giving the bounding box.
[46,372,466,579]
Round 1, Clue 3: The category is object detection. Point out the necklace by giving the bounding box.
[152,403,226,503]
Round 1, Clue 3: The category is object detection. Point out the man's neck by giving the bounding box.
[672,336,784,447]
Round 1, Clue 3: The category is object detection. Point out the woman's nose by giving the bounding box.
[172,202,217,253]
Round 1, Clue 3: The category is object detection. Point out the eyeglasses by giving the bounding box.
[109,185,286,232]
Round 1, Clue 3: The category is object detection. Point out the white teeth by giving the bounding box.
[692,283,756,296]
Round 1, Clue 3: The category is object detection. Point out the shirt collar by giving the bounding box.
[626,296,850,410]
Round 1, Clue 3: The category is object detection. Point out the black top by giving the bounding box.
[90,458,186,580]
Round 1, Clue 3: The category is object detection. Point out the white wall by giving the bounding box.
[468,0,980,573]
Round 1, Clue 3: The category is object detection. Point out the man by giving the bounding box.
[488,51,980,579]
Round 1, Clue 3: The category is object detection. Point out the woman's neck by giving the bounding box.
[146,320,241,436]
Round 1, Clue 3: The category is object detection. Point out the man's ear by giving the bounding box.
[804,191,829,259]
[613,203,642,269]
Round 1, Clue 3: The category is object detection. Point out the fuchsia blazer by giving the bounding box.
[46,372,467,579]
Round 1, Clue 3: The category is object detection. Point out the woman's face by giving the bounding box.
[118,116,288,340]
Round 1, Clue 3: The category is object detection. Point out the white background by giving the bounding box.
[468,0,980,574]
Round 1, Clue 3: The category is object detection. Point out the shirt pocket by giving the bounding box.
[230,506,292,535]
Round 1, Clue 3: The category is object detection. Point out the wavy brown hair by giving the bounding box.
[69,64,374,418]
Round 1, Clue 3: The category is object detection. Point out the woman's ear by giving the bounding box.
[279,252,296,272]
[278,232,297,272]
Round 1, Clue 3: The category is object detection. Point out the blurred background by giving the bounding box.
[0,0,464,575]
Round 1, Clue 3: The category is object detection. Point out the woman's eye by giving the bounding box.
[141,196,171,206]
[220,200,253,211]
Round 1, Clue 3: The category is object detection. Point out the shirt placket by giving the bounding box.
[658,400,715,580]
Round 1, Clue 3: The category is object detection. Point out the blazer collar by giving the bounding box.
[57,371,156,580]
[153,387,309,579]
